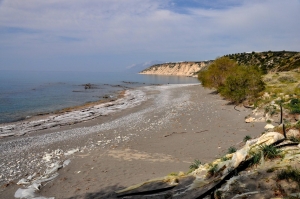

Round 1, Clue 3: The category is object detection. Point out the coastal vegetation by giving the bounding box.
[248,151,262,166]
[227,146,237,154]
[188,159,202,173]
[224,51,300,73]
[195,51,300,196]
[260,144,282,160]
[207,163,218,177]
[198,51,300,133]
[198,57,265,104]
[277,167,300,187]
[243,135,252,142]
[257,71,300,136]
[120,51,300,198]
[141,50,300,125]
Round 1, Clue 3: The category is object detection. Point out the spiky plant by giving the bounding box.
[277,167,300,187]
[260,144,282,159]
[221,156,230,161]
[227,146,237,154]
[208,164,218,177]
[249,151,262,166]
[289,136,300,143]
[189,159,201,170]
[243,135,252,142]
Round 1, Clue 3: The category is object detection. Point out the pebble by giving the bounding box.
[0,84,202,187]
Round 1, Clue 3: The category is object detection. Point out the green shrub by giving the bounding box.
[243,135,252,142]
[228,146,237,154]
[291,98,299,105]
[219,65,265,104]
[199,57,265,104]
[208,164,218,177]
[189,159,201,170]
[218,68,248,103]
[198,57,237,89]
[277,167,300,186]
[249,151,261,166]
[289,98,300,114]
[221,156,230,161]
[289,136,300,143]
[260,144,282,159]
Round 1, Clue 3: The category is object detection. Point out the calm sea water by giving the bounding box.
[0,70,199,124]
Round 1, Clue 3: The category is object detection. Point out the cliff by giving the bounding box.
[139,61,213,77]
[139,51,300,77]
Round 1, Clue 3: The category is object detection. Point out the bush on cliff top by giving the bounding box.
[198,57,265,104]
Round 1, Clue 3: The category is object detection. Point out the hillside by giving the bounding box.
[119,52,300,199]
[139,61,213,77]
[224,51,300,73]
[139,51,300,77]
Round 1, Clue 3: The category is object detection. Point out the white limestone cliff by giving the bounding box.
[139,61,212,77]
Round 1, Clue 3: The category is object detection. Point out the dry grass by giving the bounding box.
[263,71,300,98]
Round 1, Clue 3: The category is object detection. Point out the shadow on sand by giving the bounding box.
[208,90,219,95]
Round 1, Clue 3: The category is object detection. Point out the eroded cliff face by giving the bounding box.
[139,61,212,77]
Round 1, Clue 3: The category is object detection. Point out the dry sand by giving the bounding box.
[0,84,265,199]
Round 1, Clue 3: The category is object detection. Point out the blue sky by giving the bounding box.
[0,0,299,72]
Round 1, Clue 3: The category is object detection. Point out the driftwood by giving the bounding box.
[283,123,287,139]
[164,132,187,137]
[243,103,255,109]
[280,103,283,124]
[279,103,287,138]
[234,105,240,112]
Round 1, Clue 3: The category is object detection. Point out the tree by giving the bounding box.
[198,57,265,104]
[219,65,265,104]
[198,57,237,89]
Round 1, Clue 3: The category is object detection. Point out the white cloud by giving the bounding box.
[0,0,299,70]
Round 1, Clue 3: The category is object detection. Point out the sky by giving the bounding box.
[0,0,299,72]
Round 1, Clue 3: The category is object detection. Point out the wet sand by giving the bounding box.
[0,84,265,199]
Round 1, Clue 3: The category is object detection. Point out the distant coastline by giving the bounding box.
[0,71,199,124]
[139,61,213,77]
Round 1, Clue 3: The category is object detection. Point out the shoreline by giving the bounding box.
[0,88,145,138]
[53,90,126,114]
[0,88,127,126]
[0,83,265,199]
[139,73,197,77]
[0,71,199,125]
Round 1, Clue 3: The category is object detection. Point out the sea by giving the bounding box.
[0,70,199,124]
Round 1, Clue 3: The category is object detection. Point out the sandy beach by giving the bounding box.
[0,84,265,199]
